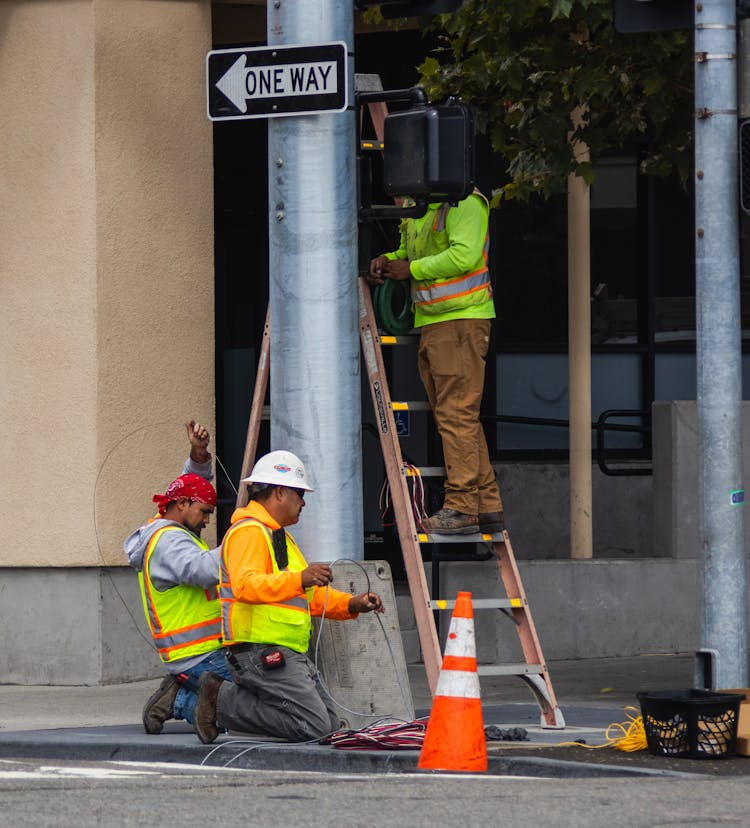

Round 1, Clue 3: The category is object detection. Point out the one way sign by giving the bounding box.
[206,42,348,121]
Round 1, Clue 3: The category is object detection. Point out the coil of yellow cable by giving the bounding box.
[558,706,648,752]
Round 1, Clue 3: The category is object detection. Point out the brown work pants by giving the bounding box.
[417,317,503,517]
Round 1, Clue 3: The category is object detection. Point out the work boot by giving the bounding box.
[422,508,479,535]
[142,675,180,735]
[479,511,505,534]
[193,672,225,744]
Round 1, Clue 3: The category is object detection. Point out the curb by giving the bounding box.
[0,727,698,779]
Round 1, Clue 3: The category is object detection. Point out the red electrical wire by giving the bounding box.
[321,719,428,750]
[379,464,428,531]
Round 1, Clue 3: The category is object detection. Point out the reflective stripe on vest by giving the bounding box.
[432,203,450,233]
[413,261,490,307]
[138,525,223,663]
[411,198,491,309]
[220,517,313,653]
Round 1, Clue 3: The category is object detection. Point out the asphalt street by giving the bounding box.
[1,759,750,828]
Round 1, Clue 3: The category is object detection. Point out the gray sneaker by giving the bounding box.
[422,508,480,535]
[142,675,180,735]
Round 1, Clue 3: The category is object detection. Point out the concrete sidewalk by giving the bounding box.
[1,654,749,777]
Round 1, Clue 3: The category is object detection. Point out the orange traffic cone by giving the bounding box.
[418,590,487,772]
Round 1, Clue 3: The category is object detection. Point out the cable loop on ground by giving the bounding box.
[558,706,647,752]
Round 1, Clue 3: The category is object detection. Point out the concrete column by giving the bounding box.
[568,109,593,560]
[653,401,750,561]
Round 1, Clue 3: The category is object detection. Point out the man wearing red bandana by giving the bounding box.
[152,472,218,528]
[124,421,231,734]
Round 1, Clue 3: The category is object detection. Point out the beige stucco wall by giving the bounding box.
[1,0,216,568]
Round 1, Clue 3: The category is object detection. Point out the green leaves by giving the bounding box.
[417,0,692,199]
[551,0,574,21]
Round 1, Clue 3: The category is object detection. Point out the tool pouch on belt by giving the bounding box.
[260,647,286,670]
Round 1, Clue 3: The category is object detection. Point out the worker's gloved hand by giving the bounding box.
[348,592,384,614]
[301,563,333,588]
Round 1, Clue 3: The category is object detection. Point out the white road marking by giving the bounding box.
[0,766,159,780]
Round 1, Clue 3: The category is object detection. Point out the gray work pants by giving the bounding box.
[216,644,339,742]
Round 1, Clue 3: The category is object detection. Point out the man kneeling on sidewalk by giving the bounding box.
[124,420,232,734]
[193,450,384,744]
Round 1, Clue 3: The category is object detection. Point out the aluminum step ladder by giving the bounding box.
[358,277,565,728]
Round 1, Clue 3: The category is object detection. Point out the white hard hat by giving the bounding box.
[241,450,314,491]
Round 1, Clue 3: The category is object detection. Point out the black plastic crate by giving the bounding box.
[637,689,744,759]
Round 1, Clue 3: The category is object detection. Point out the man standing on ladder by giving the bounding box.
[369,189,504,535]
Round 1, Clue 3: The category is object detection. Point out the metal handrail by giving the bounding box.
[595,409,652,477]
[480,409,653,477]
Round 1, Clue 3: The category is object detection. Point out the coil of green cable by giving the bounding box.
[373,279,414,335]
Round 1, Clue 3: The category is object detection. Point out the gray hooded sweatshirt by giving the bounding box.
[123,456,222,673]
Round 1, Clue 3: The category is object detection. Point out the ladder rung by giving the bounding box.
[265,402,434,418]
[418,532,505,544]
[478,664,544,677]
[429,598,524,610]
[263,404,439,425]
[391,401,431,412]
[404,466,445,477]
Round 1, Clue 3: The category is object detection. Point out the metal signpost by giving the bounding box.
[207,3,361,563]
[693,0,747,689]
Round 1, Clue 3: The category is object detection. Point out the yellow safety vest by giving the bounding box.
[138,525,223,663]
[407,192,492,322]
[219,518,314,653]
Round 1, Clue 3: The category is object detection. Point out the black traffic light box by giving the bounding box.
[383,102,474,202]
[614,0,692,33]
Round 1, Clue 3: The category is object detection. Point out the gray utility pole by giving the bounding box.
[267,0,362,562]
[694,0,747,688]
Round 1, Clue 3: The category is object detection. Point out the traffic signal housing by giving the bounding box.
[614,0,692,33]
[383,101,474,202]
